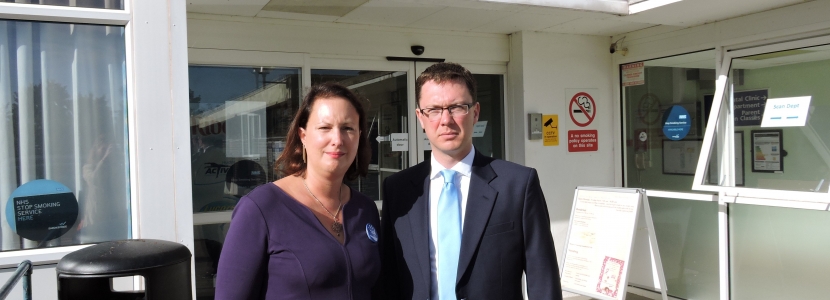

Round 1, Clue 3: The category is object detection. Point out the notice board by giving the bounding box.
[560,187,667,300]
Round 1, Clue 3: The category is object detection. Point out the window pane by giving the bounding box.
[621,50,716,191]
[472,74,504,159]
[724,44,830,192]
[730,204,830,299]
[311,69,408,201]
[188,66,301,213]
[649,197,719,300]
[0,20,129,250]
[1,0,123,10]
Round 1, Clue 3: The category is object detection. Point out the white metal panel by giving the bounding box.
[621,0,804,28]
[188,48,306,68]
[187,15,510,64]
[543,16,655,36]
[131,0,184,244]
[405,7,516,31]
[186,0,269,17]
[256,10,340,22]
[0,3,129,25]
[336,0,444,27]
[472,9,578,34]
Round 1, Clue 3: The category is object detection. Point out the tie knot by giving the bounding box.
[440,169,457,184]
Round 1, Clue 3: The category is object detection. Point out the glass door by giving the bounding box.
[311,69,411,201]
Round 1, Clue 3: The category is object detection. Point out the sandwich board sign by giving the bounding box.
[560,186,668,300]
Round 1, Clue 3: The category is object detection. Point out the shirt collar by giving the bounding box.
[430,146,475,180]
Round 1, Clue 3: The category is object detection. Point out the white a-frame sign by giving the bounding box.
[560,186,668,300]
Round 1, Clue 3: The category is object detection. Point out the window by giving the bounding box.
[188,65,301,297]
[620,50,719,300]
[0,19,128,250]
[1,0,124,10]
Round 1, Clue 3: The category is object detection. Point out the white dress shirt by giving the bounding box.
[429,146,475,299]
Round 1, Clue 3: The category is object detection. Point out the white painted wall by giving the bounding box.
[508,31,616,261]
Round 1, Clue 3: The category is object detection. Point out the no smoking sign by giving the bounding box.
[569,92,596,127]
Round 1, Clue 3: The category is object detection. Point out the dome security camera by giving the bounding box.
[610,43,617,54]
[411,45,425,56]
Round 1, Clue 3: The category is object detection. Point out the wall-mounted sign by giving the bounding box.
[621,62,645,87]
[568,130,598,152]
[472,121,488,138]
[751,130,783,173]
[5,180,79,242]
[761,96,811,127]
[662,105,691,140]
[569,91,597,127]
[734,89,768,126]
[390,133,408,151]
[543,115,559,146]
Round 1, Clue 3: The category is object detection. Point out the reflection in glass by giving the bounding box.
[189,66,301,300]
[0,20,128,250]
[188,66,301,213]
[621,50,716,191]
[648,197,719,300]
[311,69,409,201]
[724,44,830,192]
[730,204,830,299]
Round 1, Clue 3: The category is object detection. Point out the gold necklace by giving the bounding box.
[303,179,343,237]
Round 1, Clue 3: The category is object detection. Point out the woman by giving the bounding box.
[215,82,378,300]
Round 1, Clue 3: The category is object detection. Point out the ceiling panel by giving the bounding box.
[472,10,580,34]
[256,10,340,22]
[406,6,517,31]
[187,0,271,17]
[261,0,370,17]
[543,17,655,36]
[336,0,445,27]
[622,0,806,27]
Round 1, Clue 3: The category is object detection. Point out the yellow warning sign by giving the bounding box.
[543,114,559,146]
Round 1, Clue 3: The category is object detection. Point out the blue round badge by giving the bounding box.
[662,105,692,141]
[366,223,378,243]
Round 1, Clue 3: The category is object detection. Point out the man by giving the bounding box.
[379,62,562,300]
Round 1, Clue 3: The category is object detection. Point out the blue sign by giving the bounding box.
[5,180,79,242]
[734,90,768,126]
[662,105,692,140]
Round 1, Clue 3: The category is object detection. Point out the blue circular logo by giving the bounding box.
[5,179,79,242]
[365,223,378,243]
[662,105,692,141]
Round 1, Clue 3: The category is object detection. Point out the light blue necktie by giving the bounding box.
[438,169,461,300]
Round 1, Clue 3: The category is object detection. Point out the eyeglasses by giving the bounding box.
[417,104,472,121]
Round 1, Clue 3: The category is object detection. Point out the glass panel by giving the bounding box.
[311,69,409,201]
[0,20,129,250]
[472,74,504,159]
[648,197,719,300]
[724,44,830,192]
[188,66,301,213]
[621,50,719,299]
[189,66,301,300]
[422,73,505,160]
[194,222,228,300]
[1,0,124,10]
[622,50,716,191]
[730,204,830,299]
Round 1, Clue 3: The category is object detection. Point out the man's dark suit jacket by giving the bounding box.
[379,151,562,300]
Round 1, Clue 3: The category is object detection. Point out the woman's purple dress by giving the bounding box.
[215,183,381,300]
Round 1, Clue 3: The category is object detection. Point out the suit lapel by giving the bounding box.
[403,162,432,290]
[457,152,498,282]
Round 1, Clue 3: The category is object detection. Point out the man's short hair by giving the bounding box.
[415,62,477,107]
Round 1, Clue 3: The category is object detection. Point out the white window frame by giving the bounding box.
[692,34,830,207]
[0,1,133,268]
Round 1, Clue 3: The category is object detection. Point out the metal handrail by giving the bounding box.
[0,260,33,300]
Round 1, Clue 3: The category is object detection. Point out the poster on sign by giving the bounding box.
[622,62,644,87]
[567,89,598,127]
